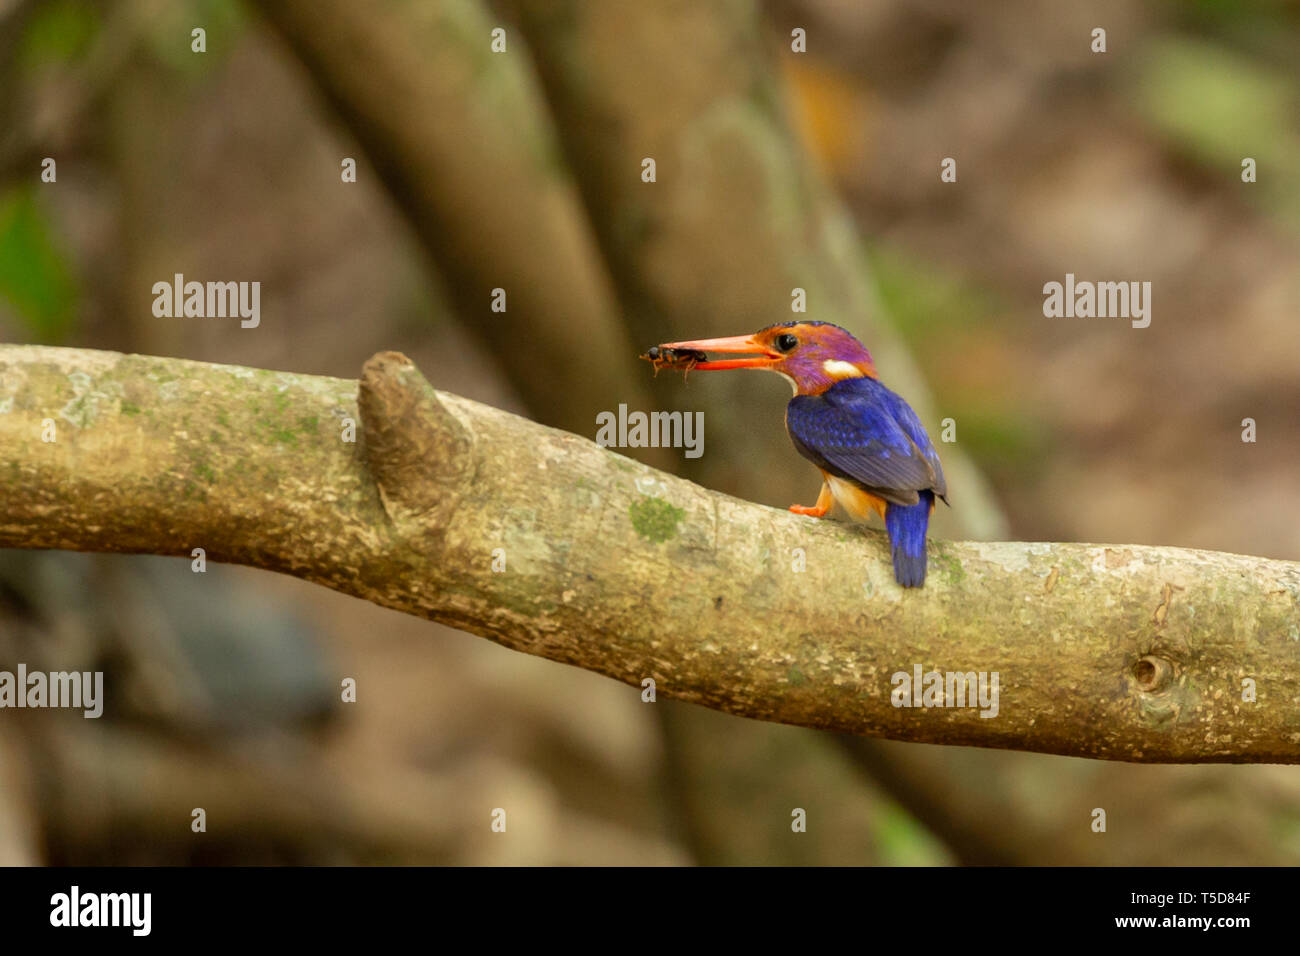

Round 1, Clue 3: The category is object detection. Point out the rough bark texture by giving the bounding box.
[2,344,1298,763]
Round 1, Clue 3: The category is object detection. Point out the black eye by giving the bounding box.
[776,333,798,352]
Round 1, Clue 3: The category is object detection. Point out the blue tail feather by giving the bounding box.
[884,491,933,588]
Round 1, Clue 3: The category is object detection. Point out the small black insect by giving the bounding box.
[640,345,708,377]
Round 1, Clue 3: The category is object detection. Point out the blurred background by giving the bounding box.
[1,0,1299,865]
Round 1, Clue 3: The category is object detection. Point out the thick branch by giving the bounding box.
[2,345,1298,762]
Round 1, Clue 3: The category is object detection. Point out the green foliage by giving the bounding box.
[143,0,246,76]
[957,406,1051,476]
[874,800,950,866]
[19,0,100,67]
[0,187,78,343]
[1137,37,1300,227]
[867,244,1006,344]
[1138,38,1294,166]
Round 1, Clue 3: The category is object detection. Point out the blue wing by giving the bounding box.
[785,377,947,506]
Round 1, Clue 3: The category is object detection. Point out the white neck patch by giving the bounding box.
[822,359,863,380]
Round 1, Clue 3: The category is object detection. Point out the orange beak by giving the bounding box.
[657,334,781,371]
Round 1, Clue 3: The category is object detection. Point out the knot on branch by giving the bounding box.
[358,351,472,530]
[1133,655,1172,693]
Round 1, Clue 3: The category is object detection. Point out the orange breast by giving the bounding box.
[824,472,888,521]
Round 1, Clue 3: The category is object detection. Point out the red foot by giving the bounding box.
[789,503,829,518]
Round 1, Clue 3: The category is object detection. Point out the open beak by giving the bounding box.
[657,334,781,370]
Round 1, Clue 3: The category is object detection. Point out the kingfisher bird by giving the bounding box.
[651,322,947,587]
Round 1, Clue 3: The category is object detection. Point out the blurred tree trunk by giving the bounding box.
[251,0,667,462]
[0,726,38,865]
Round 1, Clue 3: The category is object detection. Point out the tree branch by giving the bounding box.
[3,344,1298,763]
